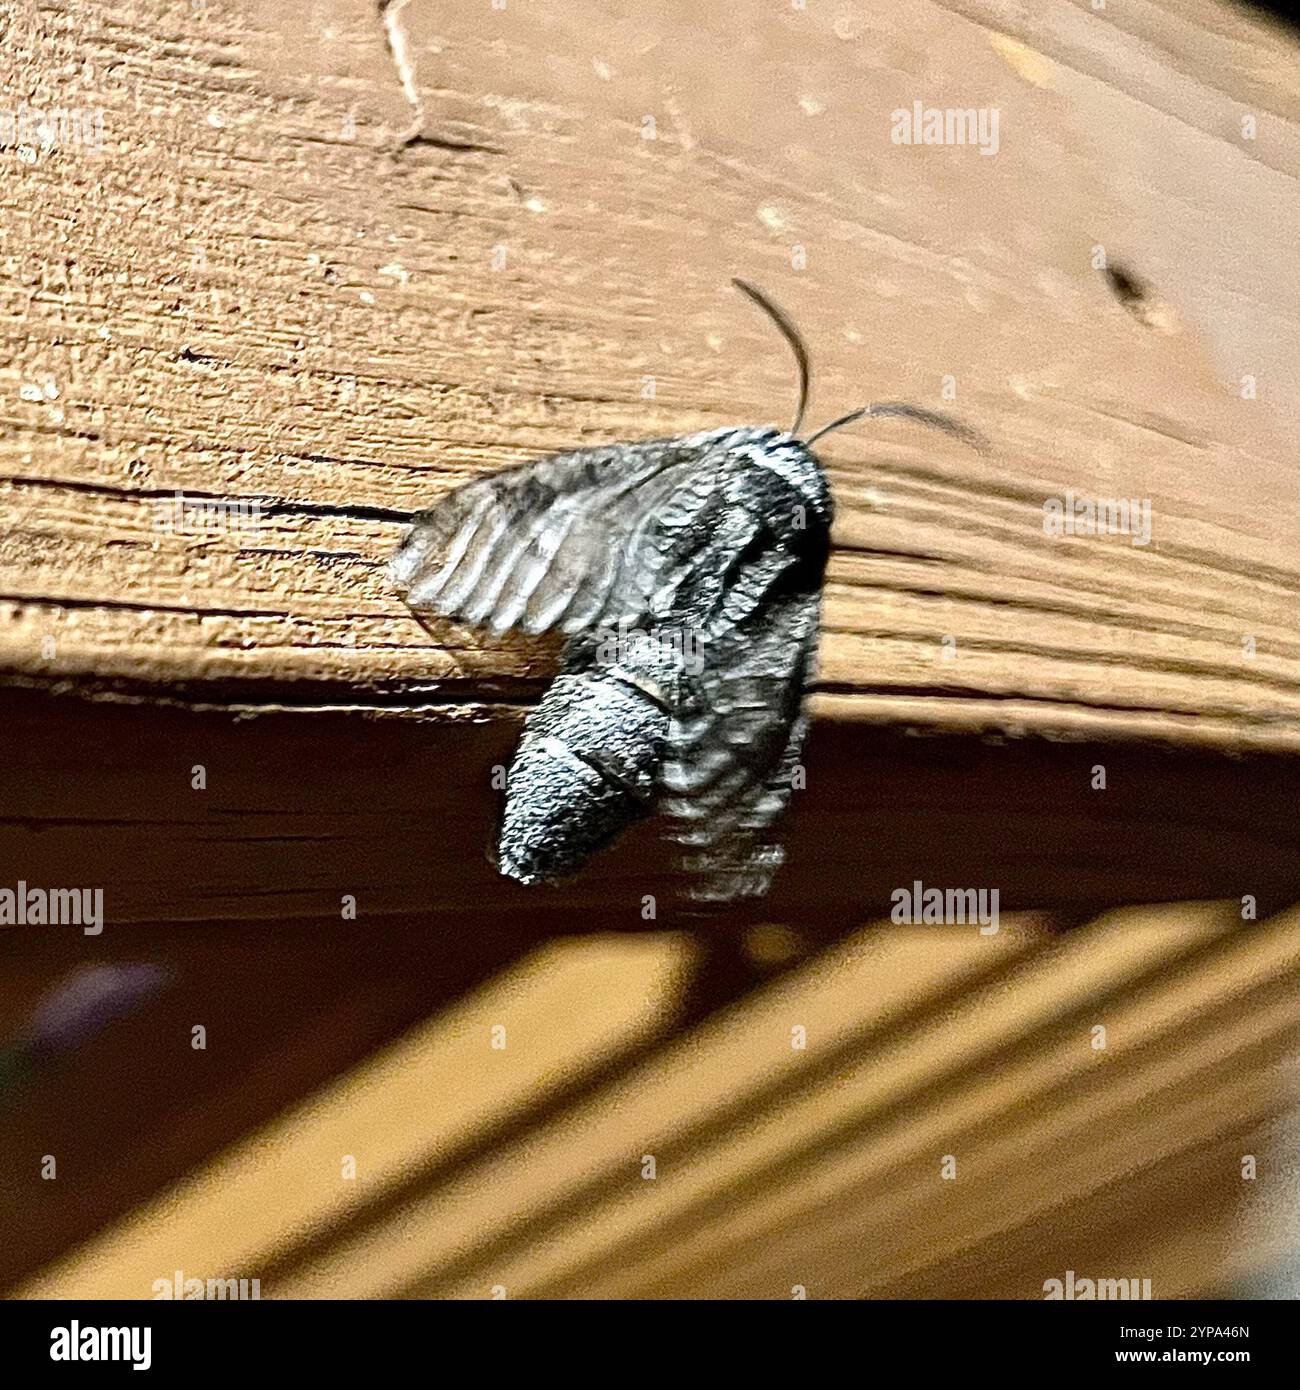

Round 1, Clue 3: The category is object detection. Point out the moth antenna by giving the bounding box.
[804,401,986,452]
[731,278,811,437]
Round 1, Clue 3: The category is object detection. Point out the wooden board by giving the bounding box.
[2,686,1299,928]
[1,0,1298,749]
[3,0,1300,1306]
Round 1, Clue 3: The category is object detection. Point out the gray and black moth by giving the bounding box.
[391,281,971,904]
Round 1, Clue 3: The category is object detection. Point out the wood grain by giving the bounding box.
[3,688,1299,928]
[1,0,1297,748]
[3,0,1299,1305]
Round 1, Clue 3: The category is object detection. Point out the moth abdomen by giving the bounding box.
[497,646,678,885]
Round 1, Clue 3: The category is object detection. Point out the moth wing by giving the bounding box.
[390,436,730,636]
[661,586,821,903]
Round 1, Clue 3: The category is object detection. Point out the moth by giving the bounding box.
[391,281,971,904]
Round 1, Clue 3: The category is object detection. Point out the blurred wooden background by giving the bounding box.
[1,0,1298,1297]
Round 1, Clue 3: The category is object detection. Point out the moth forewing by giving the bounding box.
[389,280,969,906]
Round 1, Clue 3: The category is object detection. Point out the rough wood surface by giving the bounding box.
[3,1,1300,1303]
[2,0,1298,749]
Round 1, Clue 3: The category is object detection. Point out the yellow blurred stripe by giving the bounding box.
[19,934,693,1299]
[274,914,1043,1296]
[570,902,1298,1298]
[675,964,1299,1298]
[432,903,1242,1297]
